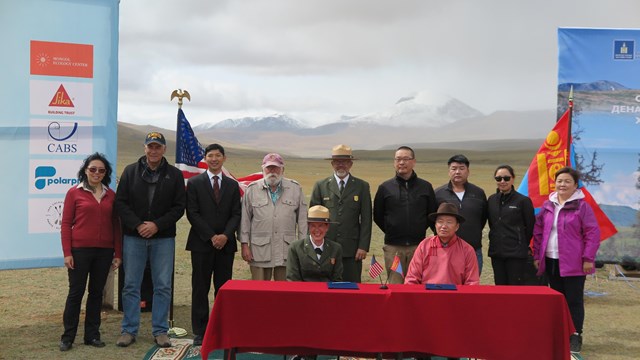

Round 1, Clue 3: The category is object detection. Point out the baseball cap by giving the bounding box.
[262,153,284,168]
[144,132,166,146]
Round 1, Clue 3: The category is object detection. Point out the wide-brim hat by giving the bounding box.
[325,144,357,160]
[307,205,340,224]
[428,202,466,223]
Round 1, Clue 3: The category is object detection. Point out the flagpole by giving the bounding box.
[167,89,190,338]
[566,86,574,167]
[379,273,388,290]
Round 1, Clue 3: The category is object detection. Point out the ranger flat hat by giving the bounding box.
[325,144,357,160]
[307,205,339,224]
[428,202,466,224]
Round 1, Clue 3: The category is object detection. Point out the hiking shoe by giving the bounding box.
[570,333,582,353]
[192,335,203,346]
[116,333,136,347]
[155,333,172,348]
[59,341,73,351]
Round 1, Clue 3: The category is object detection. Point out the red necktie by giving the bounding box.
[213,175,220,203]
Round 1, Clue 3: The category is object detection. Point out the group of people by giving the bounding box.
[59,133,600,355]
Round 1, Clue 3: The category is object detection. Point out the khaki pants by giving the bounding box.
[383,244,419,284]
[250,266,286,281]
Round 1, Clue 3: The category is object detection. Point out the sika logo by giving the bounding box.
[49,85,75,107]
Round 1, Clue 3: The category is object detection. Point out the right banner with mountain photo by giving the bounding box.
[558,28,640,266]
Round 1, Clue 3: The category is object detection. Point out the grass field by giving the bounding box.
[1,149,639,360]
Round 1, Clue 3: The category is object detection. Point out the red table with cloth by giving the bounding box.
[201,280,574,360]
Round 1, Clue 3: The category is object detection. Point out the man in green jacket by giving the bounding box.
[287,206,343,282]
[310,144,372,283]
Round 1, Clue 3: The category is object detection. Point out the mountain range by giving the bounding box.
[191,90,556,156]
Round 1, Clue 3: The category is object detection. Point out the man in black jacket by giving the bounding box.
[185,144,241,346]
[435,154,488,275]
[115,132,186,348]
[373,146,437,284]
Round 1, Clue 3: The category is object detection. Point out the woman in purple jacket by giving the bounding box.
[533,167,600,354]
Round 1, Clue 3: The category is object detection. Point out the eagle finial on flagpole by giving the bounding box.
[171,89,191,108]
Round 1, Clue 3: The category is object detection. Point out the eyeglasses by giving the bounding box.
[394,157,414,162]
[88,167,106,174]
[494,176,511,182]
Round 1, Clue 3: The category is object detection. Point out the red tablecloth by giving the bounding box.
[201,280,574,360]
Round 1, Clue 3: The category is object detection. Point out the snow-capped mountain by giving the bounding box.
[558,80,629,92]
[345,91,483,127]
[194,114,307,131]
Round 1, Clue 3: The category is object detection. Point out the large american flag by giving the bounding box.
[175,108,262,194]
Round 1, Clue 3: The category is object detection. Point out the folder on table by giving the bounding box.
[328,282,359,290]
[425,283,457,290]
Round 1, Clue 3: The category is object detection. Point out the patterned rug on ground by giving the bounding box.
[143,339,584,360]
[143,339,329,360]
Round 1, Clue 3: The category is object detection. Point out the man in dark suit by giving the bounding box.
[310,144,372,282]
[185,144,241,346]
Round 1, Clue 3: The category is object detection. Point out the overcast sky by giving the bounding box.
[117,0,640,130]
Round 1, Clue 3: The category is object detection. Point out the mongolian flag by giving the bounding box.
[518,108,571,209]
[390,254,404,278]
[517,108,617,241]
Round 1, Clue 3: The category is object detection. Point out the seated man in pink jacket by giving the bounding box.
[405,203,479,285]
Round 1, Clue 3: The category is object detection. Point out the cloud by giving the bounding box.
[591,171,640,210]
[118,0,640,128]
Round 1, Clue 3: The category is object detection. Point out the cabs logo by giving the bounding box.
[47,121,78,153]
[614,40,634,60]
[34,166,78,190]
[49,85,75,108]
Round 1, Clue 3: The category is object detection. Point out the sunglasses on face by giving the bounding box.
[88,167,106,174]
[494,176,511,182]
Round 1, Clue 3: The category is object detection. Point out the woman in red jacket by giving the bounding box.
[59,153,122,352]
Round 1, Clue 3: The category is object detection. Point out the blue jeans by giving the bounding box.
[476,248,483,276]
[121,235,174,336]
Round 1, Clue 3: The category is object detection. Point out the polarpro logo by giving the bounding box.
[34,166,78,190]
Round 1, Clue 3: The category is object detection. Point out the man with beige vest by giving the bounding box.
[240,153,308,281]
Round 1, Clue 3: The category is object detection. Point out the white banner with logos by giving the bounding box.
[0,0,119,270]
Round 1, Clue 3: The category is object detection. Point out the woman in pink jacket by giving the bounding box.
[533,167,600,354]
